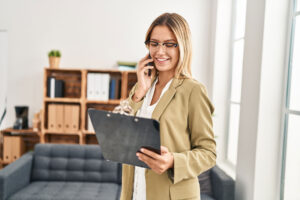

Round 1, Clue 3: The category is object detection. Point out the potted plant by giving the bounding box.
[48,50,61,68]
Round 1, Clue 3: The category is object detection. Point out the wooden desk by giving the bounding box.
[0,128,40,168]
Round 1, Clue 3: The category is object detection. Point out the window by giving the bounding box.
[226,0,247,165]
[281,1,300,199]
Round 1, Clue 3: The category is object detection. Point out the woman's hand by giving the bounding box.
[136,146,174,174]
[132,54,156,102]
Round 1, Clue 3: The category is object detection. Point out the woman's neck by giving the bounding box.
[156,70,175,87]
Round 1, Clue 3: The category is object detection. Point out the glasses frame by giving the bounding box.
[145,40,178,50]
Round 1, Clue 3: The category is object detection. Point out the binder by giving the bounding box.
[3,136,24,163]
[109,78,116,99]
[47,77,64,98]
[100,73,110,101]
[109,76,121,99]
[70,105,80,131]
[94,73,102,99]
[48,104,56,130]
[88,109,161,168]
[87,73,95,99]
[64,105,79,132]
[56,104,64,132]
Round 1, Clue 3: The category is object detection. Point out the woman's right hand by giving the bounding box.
[132,54,155,102]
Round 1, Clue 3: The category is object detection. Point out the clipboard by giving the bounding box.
[88,108,161,168]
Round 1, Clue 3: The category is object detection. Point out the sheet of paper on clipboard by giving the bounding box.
[88,108,161,168]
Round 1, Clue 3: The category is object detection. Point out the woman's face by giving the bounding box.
[149,25,179,75]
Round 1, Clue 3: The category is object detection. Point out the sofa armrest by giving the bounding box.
[211,166,235,200]
[0,152,33,200]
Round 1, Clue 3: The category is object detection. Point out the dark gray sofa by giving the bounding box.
[0,143,234,200]
[199,166,235,200]
[0,144,122,200]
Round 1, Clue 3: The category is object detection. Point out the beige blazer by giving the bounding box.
[120,77,216,200]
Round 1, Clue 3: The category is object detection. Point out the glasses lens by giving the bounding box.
[149,41,158,47]
[165,43,176,47]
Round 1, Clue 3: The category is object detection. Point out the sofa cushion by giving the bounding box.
[200,194,215,200]
[198,169,213,196]
[8,181,121,200]
[31,144,121,184]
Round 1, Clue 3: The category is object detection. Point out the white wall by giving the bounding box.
[0,0,214,127]
[0,30,8,129]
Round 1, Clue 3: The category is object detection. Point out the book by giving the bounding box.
[109,76,122,100]
[118,65,136,71]
[115,77,121,99]
[47,77,64,98]
[117,61,137,67]
[109,78,116,99]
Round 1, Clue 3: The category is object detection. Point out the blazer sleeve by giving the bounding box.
[126,83,144,115]
[172,84,216,184]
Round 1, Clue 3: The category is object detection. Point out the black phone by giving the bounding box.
[146,54,154,76]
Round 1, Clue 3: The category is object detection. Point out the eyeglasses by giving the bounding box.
[145,40,178,50]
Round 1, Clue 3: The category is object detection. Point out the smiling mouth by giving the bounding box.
[156,58,170,63]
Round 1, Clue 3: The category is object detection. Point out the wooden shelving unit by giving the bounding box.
[0,128,40,168]
[0,67,136,168]
[41,68,137,145]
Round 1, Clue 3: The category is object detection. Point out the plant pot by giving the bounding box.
[49,57,60,69]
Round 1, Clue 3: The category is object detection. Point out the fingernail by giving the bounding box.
[140,148,144,152]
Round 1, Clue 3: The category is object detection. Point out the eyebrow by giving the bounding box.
[149,39,177,42]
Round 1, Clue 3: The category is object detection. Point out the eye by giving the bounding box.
[164,42,178,47]
[149,41,159,47]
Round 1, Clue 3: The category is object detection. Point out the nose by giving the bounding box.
[156,44,166,54]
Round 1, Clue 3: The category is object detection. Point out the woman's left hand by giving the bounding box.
[136,146,174,174]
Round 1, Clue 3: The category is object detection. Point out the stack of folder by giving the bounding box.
[87,73,110,100]
[87,73,121,100]
[48,104,80,132]
[117,61,137,71]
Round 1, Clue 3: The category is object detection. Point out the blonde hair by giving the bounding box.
[145,13,192,79]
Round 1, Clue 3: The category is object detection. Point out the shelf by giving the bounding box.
[1,128,38,135]
[86,99,121,104]
[41,68,137,146]
[45,67,82,72]
[45,97,81,103]
[83,130,95,135]
[86,69,136,73]
[1,160,9,165]
[43,129,81,135]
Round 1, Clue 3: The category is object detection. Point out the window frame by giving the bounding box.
[280,0,300,199]
[225,0,247,167]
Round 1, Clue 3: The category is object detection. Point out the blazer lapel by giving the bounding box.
[152,78,184,121]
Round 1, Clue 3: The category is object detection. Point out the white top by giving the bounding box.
[132,77,173,200]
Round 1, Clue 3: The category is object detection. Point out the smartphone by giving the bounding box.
[146,54,154,76]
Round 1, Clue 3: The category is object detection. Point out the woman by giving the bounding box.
[120,13,216,200]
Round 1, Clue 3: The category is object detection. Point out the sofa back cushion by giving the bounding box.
[31,144,121,184]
